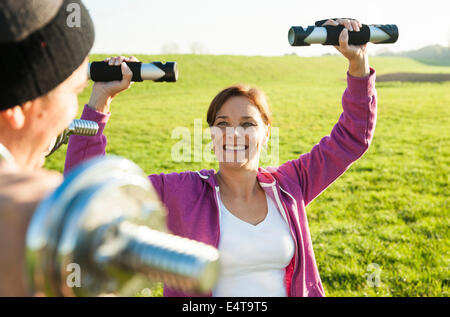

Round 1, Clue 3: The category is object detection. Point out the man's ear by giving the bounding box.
[0,103,30,129]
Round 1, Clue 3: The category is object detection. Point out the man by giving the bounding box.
[0,0,95,296]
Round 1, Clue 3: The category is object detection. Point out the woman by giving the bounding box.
[65,18,377,297]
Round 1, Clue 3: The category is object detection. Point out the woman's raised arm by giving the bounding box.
[275,19,377,206]
[64,56,137,175]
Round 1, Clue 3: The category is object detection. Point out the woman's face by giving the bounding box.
[211,96,270,170]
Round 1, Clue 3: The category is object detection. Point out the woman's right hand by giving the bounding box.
[87,56,139,114]
[321,19,369,77]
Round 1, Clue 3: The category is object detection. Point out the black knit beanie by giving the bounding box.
[0,0,95,110]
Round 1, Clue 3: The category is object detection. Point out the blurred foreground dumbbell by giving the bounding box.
[26,155,220,296]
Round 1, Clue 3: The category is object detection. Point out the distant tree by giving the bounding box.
[448,28,450,47]
[402,44,450,66]
[321,52,339,56]
[374,47,396,56]
[161,43,180,54]
[189,42,208,54]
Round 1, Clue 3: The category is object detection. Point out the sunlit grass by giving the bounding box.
[45,54,450,297]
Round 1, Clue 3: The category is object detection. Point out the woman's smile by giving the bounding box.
[223,144,248,151]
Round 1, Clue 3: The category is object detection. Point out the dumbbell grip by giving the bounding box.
[88,62,178,82]
[288,24,398,46]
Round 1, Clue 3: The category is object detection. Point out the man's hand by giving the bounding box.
[322,19,370,77]
[0,168,62,296]
[88,56,140,114]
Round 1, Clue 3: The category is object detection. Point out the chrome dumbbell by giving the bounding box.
[26,155,219,296]
[46,119,99,157]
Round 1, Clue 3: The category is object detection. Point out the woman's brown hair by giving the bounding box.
[207,84,272,127]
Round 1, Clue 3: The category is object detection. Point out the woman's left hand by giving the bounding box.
[322,18,370,77]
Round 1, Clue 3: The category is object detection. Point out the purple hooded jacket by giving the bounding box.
[64,68,377,297]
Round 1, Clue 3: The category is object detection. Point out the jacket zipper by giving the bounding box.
[279,186,302,297]
[272,184,299,297]
[214,186,221,247]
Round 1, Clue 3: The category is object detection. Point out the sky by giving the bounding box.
[84,0,450,57]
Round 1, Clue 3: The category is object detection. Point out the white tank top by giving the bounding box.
[212,191,295,297]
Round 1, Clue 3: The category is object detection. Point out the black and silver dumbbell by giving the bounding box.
[288,21,399,46]
[88,61,178,82]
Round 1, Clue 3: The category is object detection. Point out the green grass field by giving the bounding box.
[45,54,449,297]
